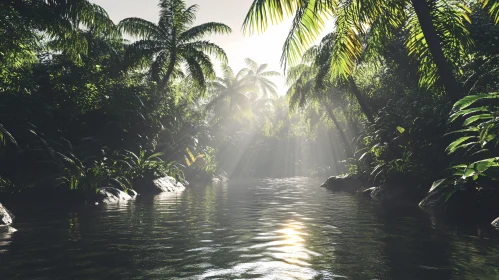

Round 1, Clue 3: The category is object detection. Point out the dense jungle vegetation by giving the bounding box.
[2,0,499,208]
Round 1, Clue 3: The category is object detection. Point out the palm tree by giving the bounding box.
[243,0,487,102]
[119,0,231,90]
[207,65,254,121]
[242,58,281,98]
[314,33,375,123]
[0,123,16,149]
[286,48,354,157]
[481,1,499,23]
[2,0,117,62]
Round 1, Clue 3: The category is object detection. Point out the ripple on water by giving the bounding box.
[1,177,499,280]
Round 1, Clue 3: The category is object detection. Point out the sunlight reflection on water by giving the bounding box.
[1,177,499,279]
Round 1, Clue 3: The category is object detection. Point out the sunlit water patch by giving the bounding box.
[1,177,499,279]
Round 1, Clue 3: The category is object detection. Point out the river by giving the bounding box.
[1,177,498,279]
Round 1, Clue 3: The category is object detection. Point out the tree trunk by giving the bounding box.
[339,105,357,138]
[324,103,354,158]
[348,78,375,123]
[159,10,177,91]
[410,0,462,102]
[159,51,176,91]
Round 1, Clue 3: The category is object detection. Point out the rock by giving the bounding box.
[134,176,186,194]
[492,218,499,228]
[0,226,17,234]
[370,184,409,202]
[370,185,390,201]
[361,187,376,197]
[152,176,185,192]
[0,203,14,226]
[95,187,132,204]
[320,174,364,191]
[127,189,138,198]
[212,175,228,184]
[418,183,475,212]
[418,186,450,210]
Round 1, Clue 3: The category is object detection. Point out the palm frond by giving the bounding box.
[281,0,329,69]
[243,0,298,34]
[480,0,499,24]
[179,22,232,42]
[405,0,472,89]
[0,124,17,148]
[119,17,163,39]
[183,41,228,64]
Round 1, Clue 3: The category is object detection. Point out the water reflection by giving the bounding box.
[0,226,17,254]
[0,178,499,279]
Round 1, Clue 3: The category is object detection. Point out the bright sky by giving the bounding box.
[91,0,297,94]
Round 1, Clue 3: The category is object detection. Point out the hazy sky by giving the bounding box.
[91,0,295,94]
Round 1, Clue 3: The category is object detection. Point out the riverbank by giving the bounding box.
[0,175,192,230]
[321,174,499,229]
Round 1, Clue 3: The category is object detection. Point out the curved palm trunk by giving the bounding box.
[324,103,354,158]
[159,50,176,90]
[348,78,375,123]
[410,0,462,102]
[339,105,357,138]
[159,9,177,91]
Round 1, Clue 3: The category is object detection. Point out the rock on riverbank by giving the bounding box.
[492,218,499,229]
[134,176,186,194]
[0,203,14,226]
[320,175,364,192]
[95,187,134,204]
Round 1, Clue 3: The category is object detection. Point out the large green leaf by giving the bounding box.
[449,106,489,122]
[452,93,499,111]
[460,157,499,179]
[446,136,475,154]
[463,114,493,126]
[0,124,17,147]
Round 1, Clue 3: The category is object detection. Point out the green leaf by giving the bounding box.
[396,126,405,134]
[446,136,475,154]
[444,128,479,136]
[0,124,17,147]
[449,106,489,122]
[461,157,499,179]
[463,114,493,126]
[452,93,499,111]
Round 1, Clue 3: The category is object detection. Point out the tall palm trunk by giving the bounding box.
[159,11,177,91]
[348,78,375,123]
[159,51,176,90]
[324,103,354,158]
[338,105,357,138]
[410,0,462,102]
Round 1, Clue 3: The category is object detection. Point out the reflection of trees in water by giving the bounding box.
[371,204,453,279]
[308,193,388,279]
[366,201,499,279]
[448,236,499,278]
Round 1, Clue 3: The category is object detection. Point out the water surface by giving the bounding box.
[1,177,499,279]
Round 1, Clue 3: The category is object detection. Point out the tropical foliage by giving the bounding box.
[242,0,499,206]
[0,0,229,198]
[4,0,499,213]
